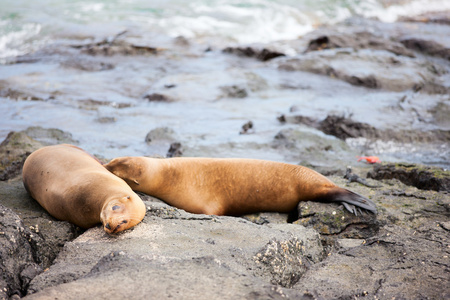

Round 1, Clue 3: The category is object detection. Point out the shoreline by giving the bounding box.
[0,12,449,299]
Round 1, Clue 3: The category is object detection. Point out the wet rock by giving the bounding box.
[77,99,132,110]
[318,115,379,140]
[0,81,46,101]
[145,127,175,144]
[400,38,450,60]
[95,116,116,124]
[166,142,183,158]
[367,163,450,192]
[399,10,450,25]
[61,58,115,71]
[223,46,285,61]
[239,121,254,135]
[244,72,268,92]
[271,128,354,171]
[305,31,415,57]
[279,48,448,93]
[282,114,450,144]
[74,40,158,56]
[143,93,173,102]
[145,127,180,156]
[277,114,316,127]
[0,132,43,181]
[219,85,248,98]
[429,101,450,128]
[22,127,78,146]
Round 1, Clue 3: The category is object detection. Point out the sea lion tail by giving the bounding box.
[327,187,377,215]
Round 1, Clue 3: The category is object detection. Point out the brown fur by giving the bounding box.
[105,157,377,216]
[22,144,146,234]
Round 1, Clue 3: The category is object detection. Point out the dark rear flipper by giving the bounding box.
[324,187,377,216]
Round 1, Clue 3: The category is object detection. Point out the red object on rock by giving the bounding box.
[357,156,381,164]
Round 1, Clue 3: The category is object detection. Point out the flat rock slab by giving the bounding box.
[25,201,323,299]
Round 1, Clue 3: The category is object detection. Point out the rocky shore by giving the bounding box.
[1,13,449,300]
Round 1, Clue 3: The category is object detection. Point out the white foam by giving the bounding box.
[356,0,450,23]
[0,22,42,60]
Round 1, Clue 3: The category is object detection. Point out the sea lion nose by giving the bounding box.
[105,223,111,230]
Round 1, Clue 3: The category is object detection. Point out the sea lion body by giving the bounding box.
[105,157,377,216]
[22,145,146,234]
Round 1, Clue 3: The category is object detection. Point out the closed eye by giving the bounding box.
[112,205,121,211]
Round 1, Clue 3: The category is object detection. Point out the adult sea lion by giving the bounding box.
[22,144,146,234]
[105,157,377,216]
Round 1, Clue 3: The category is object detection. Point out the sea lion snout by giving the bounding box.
[104,219,129,234]
[101,195,146,234]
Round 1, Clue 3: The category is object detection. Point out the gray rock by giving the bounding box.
[294,223,450,300]
[0,204,42,299]
[368,163,450,192]
[26,201,323,298]
[278,48,448,93]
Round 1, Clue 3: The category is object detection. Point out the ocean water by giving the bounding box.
[0,0,449,167]
[1,0,449,61]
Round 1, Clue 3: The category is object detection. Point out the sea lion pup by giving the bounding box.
[22,144,146,234]
[105,157,377,216]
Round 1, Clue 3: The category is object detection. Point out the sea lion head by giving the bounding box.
[100,194,146,234]
[104,157,142,188]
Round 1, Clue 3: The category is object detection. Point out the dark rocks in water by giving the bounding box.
[280,113,450,144]
[305,32,415,57]
[318,115,379,140]
[399,10,450,25]
[220,85,248,98]
[278,50,447,93]
[78,99,132,110]
[0,81,46,101]
[278,114,379,140]
[367,163,450,192]
[143,93,173,102]
[61,58,115,71]
[278,20,450,94]
[145,127,175,144]
[223,46,285,61]
[166,142,183,158]
[96,116,117,124]
[240,121,254,135]
[72,32,158,56]
[145,127,182,157]
[400,38,450,60]
[22,126,78,146]
[277,114,316,127]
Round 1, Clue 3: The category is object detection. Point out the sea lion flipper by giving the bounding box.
[342,202,357,215]
[328,188,377,215]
